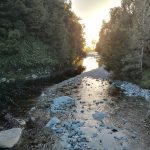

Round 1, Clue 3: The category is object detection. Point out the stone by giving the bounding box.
[32,74,38,79]
[81,110,84,113]
[112,128,118,132]
[131,135,136,139]
[45,117,61,129]
[30,117,36,123]
[1,78,6,83]
[51,96,75,113]
[92,111,106,121]
[16,119,26,126]
[0,128,23,148]
[30,107,36,112]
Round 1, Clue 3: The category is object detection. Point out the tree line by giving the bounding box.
[96,0,150,82]
[0,0,85,75]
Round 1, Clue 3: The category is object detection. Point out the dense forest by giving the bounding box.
[0,0,85,80]
[96,0,150,88]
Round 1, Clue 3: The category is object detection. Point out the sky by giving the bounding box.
[71,0,121,47]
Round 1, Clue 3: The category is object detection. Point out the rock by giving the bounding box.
[32,74,38,79]
[81,110,84,113]
[131,135,136,139]
[1,78,6,83]
[0,128,23,148]
[45,117,61,129]
[91,133,98,138]
[16,119,26,126]
[30,117,36,123]
[92,111,106,121]
[30,107,36,112]
[80,101,86,104]
[111,128,118,132]
[50,96,75,113]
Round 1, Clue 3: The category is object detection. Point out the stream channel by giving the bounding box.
[1,52,150,150]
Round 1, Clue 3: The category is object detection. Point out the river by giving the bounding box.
[82,52,100,72]
[1,52,150,150]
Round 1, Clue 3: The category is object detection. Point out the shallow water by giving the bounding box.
[30,66,150,150]
[82,52,100,72]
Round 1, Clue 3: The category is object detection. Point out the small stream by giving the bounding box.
[23,59,150,150]
[82,52,100,72]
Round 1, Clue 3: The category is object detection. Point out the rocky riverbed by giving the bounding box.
[12,67,150,150]
[1,53,150,150]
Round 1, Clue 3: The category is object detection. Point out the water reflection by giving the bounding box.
[83,52,99,72]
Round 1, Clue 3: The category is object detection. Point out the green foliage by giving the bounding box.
[19,37,58,67]
[0,0,85,77]
[100,29,130,73]
[96,9,131,75]
[96,0,150,80]
[137,69,150,89]
[0,37,58,71]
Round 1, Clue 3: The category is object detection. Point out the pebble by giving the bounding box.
[92,111,106,121]
[81,110,84,113]
[112,128,118,132]
[45,117,61,129]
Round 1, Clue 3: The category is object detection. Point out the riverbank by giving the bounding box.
[0,65,84,117]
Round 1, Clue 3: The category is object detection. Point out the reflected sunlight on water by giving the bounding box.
[83,52,99,72]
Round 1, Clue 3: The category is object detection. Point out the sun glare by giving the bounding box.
[71,0,121,48]
[83,56,99,72]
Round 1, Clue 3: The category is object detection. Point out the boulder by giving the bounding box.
[0,128,23,148]
[1,78,6,83]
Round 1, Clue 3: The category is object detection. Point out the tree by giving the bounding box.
[96,0,150,79]
[0,0,85,74]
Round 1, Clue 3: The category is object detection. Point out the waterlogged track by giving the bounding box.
[20,65,150,150]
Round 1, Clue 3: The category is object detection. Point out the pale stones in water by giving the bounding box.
[45,117,61,129]
[0,128,23,148]
[1,78,7,83]
[92,111,106,121]
[31,74,38,79]
[50,96,75,113]
[113,81,150,100]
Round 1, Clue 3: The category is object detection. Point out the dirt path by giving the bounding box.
[18,67,150,150]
